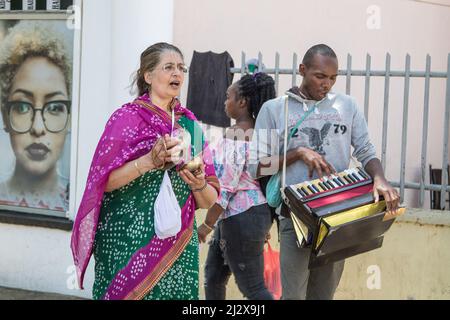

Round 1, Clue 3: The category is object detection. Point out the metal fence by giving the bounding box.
[230,52,450,209]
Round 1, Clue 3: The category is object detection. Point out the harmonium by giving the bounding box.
[283,167,405,269]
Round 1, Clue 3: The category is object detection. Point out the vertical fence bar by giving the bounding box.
[364,54,371,121]
[440,53,450,209]
[419,55,431,207]
[400,54,411,202]
[258,52,263,72]
[241,51,246,78]
[346,54,352,95]
[275,52,280,96]
[292,53,298,87]
[381,53,391,170]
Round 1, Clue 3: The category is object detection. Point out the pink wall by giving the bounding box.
[174,0,450,208]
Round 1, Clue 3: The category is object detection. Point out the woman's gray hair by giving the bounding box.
[131,42,184,97]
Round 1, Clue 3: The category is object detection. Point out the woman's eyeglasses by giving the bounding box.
[162,63,188,74]
[6,100,71,134]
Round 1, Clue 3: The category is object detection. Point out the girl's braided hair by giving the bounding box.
[235,72,276,120]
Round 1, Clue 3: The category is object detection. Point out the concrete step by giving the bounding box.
[0,286,87,300]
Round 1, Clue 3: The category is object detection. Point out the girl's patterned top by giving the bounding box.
[213,137,267,220]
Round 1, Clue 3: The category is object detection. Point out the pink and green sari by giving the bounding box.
[70,93,219,300]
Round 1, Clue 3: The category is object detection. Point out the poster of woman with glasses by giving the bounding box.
[0,19,73,214]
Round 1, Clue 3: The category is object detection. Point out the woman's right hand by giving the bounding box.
[106,135,182,192]
[297,147,335,178]
[140,134,182,170]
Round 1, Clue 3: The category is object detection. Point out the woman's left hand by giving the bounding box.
[179,163,206,190]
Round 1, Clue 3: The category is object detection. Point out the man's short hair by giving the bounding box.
[302,44,337,67]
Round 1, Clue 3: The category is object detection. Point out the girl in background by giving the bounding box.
[198,73,276,300]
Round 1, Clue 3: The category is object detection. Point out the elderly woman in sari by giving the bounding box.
[71,42,219,300]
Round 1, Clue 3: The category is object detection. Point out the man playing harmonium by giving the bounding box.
[249,44,401,300]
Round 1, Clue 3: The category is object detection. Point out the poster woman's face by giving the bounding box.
[6,57,69,177]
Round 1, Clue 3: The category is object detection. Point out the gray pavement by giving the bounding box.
[0,286,87,300]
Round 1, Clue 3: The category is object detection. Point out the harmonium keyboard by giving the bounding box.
[284,167,404,269]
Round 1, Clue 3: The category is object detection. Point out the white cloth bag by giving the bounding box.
[154,171,182,239]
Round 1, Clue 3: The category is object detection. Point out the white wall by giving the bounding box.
[0,0,174,298]
[0,223,94,298]
[108,0,174,110]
